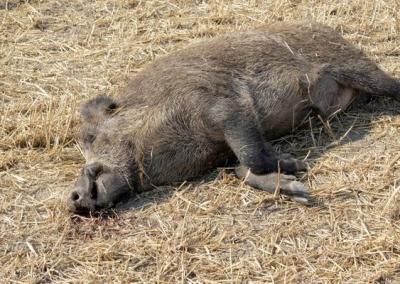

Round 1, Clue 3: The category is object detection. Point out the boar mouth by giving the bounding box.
[70,205,96,216]
[71,205,113,217]
[70,191,132,217]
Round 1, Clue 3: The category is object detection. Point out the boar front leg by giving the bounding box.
[221,110,305,175]
[215,105,310,203]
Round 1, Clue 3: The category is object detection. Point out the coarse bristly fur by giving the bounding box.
[69,22,400,214]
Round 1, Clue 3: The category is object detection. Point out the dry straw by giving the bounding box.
[1,0,400,282]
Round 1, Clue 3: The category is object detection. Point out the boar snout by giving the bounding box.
[69,162,133,215]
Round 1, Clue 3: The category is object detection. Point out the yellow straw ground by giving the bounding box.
[1,0,400,282]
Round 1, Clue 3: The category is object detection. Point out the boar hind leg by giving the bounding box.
[235,165,312,205]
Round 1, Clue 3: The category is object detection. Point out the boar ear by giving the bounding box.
[80,95,118,122]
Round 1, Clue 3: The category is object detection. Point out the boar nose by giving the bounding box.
[69,191,86,211]
[69,190,92,214]
[69,191,82,213]
[70,190,96,203]
[70,191,81,203]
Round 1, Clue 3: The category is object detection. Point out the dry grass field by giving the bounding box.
[1,0,400,283]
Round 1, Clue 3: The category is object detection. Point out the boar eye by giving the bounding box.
[84,133,96,144]
[85,162,103,178]
[90,182,98,200]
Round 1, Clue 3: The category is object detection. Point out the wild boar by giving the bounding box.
[69,22,400,214]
